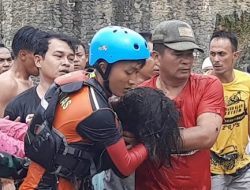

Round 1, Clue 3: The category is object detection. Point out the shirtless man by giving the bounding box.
[0,26,41,117]
[0,44,12,74]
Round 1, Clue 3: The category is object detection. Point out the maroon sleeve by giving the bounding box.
[197,77,225,118]
[106,138,148,176]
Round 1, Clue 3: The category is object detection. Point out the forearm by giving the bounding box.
[179,112,223,151]
[106,138,148,176]
[180,125,220,151]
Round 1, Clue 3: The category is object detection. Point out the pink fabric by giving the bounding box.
[0,119,28,158]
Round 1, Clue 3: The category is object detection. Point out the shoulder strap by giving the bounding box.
[31,76,107,133]
[45,79,103,127]
[44,81,88,127]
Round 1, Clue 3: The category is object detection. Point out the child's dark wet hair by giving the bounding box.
[115,87,181,167]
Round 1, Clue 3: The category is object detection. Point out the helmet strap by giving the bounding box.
[103,80,112,97]
[96,63,113,96]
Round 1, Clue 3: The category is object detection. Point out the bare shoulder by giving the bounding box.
[0,72,18,99]
[0,72,19,117]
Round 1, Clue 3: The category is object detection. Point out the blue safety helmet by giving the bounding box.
[89,26,150,66]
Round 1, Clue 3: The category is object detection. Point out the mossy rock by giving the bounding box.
[215,11,250,71]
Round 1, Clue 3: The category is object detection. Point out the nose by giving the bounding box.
[181,54,193,65]
[62,57,71,68]
[128,73,137,87]
[3,60,11,68]
[73,55,80,64]
[213,54,220,62]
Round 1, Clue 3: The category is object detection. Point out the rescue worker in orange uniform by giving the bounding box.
[20,26,151,190]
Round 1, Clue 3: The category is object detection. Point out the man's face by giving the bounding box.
[73,45,87,71]
[25,51,39,76]
[0,47,12,74]
[109,61,143,97]
[138,42,158,80]
[37,39,75,82]
[155,47,194,81]
[209,38,237,75]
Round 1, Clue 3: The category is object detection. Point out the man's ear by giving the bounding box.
[231,51,240,68]
[34,54,43,69]
[98,61,108,73]
[18,50,27,61]
[233,50,240,60]
[151,50,161,68]
[85,55,89,63]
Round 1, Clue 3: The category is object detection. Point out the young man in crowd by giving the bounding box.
[209,31,250,190]
[73,40,88,71]
[0,25,42,190]
[4,32,75,123]
[0,26,41,117]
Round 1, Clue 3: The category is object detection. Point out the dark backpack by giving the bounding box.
[24,71,99,181]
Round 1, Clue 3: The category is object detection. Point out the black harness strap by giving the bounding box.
[25,79,107,188]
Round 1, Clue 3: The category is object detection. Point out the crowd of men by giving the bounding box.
[0,19,249,190]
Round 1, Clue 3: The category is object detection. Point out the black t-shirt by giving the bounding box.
[4,86,41,123]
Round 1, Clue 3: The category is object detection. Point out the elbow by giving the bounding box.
[200,133,218,149]
[111,159,139,177]
[203,125,221,149]
[203,138,215,149]
[107,140,148,177]
[198,123,221,149]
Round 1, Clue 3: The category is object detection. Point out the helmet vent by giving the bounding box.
[124,31,128,34]
[134,43,139,50]
[113,29,117,33]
